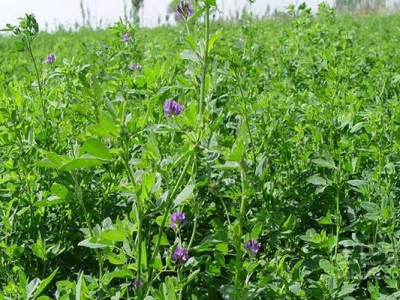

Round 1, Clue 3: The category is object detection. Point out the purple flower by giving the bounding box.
[130,278,144,293]
[164,99,183,117]
[172,246,189,264]
[129,63,141,71]
[121,33,130,42]
[177,0,193,19]
[244,238,260,255]
[170,212,187,229]
[44,53,56,64]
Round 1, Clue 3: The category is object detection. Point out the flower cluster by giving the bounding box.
[164,99,183,117]
[44,53,56,64]
[170,212,187,230]
[121,33,130,42]
[244,238,260,255]
[177,0,193,19]
[131,278,144,293]
[129,63,141,71]
[172,246,189,264]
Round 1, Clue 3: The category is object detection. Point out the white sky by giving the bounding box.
[0,0,333,30]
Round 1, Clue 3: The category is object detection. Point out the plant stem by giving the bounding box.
[146,153,194,293]
[72,172,104,291]
[26,41,43,101]
[220,195,232,227]
[136,209,144,298]
[187,215,198,250]
[121,136,146,298]
[334,186,341,261]
[234,161,247,299]
[198,4,210,129]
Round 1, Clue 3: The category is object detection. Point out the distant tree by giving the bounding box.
[131,0,145,25]
[80,0,86,26]
[334,0,387,12]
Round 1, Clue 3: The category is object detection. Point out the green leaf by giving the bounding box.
[150,256,163,272]
[78,72,90,89]
[180,50,200,63]
[105,98,118,121]
[204,0,217,6]
[78,239,111,249]
[318,211,333,225]
[282,214,296,232]
[337,284,357,297]
[173,184,195,208]
[36,152,64,169]
[76,272,89,300]
[227,139,244,162]
[146,124,181,134]
[350,122,364,133]
[87,112,119,137]
[26,278,40,300]
[107,253,126,265]
[141,172,157,200]
[185,35,197,51]
[101,230,126,242]
[311,158,335,169]
[33,198,64,207]
[152,231,170,246]
[33,269,58,299]
[164,277,177,300]
[50,184,68,199]
[81,138,112,160]
[307,175,327,186]
[360,201,379,213]
[32,239,46,260]
[19,271,27,299]
[147,132,161,160]
[319,259,335,276]
[213,161,240,170]
[208,29,223,54]
[348,179,365,187]
[141,241,147,269]
[251,223,263,238]
[107,268,134,279]
[59,155,104,171]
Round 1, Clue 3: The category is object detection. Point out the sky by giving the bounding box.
[0,0,334,31]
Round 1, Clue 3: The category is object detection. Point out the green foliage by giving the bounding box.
[2,3,400,299]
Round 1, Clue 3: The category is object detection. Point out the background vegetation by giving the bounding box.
[1,1,400,299]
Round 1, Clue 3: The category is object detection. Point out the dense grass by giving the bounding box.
[2,3,400,299]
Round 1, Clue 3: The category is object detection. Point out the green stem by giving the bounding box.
[26,41,45,111]
[198,5,210,131]
[136,208,144,298]
[233,70,258,191]
[234,162,247,299]
[121,136,145,298]
[219,194,231,227]
[334,186,341,261]
[72,173,104,289]
[187,215,198,250]
[147,154,194,293]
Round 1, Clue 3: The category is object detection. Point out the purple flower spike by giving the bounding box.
[164,99,183,117]
[122,33,130,42]
[44,53,56,64]
[244,238,260,255]
[172,246,189,264]
[131,278,144,293]
[129,63,141,71]
[170,212,187,230]
[177,0,193,19]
